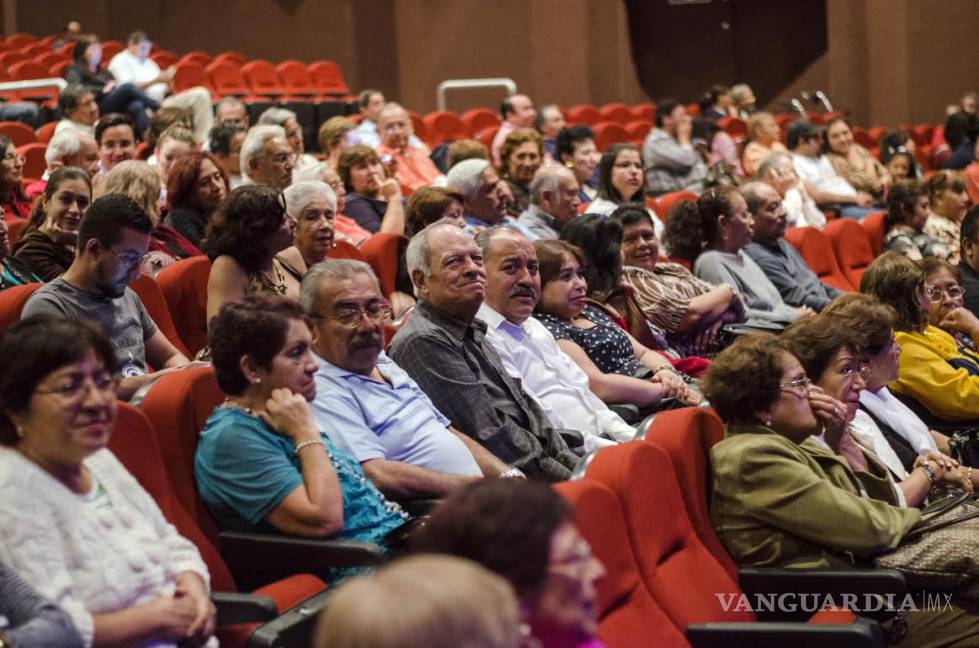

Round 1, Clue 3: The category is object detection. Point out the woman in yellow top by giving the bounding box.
[861,251,979,423]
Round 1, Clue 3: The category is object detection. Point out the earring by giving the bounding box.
[252,378,261,385]
[15,424,24,438]
[765,419,772,427]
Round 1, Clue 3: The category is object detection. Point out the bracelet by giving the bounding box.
[499,467,525,479]
[294,438,325,456]
[919,462,938,484]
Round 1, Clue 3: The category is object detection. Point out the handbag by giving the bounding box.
[874,492,979,599]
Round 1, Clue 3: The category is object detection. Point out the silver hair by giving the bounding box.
[529,165,572,203]
[473,225,522,258]
[44,129,82,167]
[405,222,452,296]
[214,96,245,114]
[257,107,298,128]
[284,180,337,218]
[240,124,286,183]
[299,258,379,318]
[754,150,792,182]
[293,160,331,183]
[446,158,490,202]
[377,101,406,125]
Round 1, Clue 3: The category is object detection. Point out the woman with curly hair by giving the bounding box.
[498,128,543,218]
[203,185,298,328]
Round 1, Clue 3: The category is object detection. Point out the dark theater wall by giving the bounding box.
[4,0,976,126]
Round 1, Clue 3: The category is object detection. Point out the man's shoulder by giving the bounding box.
[23,278,78,312]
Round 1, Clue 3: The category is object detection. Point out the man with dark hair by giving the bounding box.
[55,84,99,137]
[95,113,137,173]
[741,181,838,311]
[959,205,979,317]
[22,194,192,399]
[208,122,246,188]
[214,96,249,129]
[642,99,706,195]
[491,94,536,167]
[534,104,565,161]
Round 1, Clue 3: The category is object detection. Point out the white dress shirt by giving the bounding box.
[108,50,168,103]
[477,303,634,450]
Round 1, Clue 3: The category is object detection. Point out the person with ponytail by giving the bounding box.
[662,186,810,325]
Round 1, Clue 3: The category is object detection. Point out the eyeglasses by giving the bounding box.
[839,364,871,383]
[35,372,119,401]
[271,152,296,165]
[925,284,964,302]
[322,301,392,327]
[779,376,812,396]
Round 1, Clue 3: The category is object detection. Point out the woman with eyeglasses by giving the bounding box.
[583,144,665,236]
[0,316,217,647]
[195,295,409,551]
[0,135,30,222]
[703,333,979,646]
[203,185,300,330]
[862,251,979,424]
[919,257,979,351]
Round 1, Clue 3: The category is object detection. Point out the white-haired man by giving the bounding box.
[446,158,532,238]
[26,129,99,198]
[376,102,443,193]
[240,124,294,189]
[517,166,581,240]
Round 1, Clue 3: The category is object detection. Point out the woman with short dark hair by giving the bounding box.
[203,185,299,328]
[0,135,30,221]
[337,145,405,235]
[883,180,948,260]
[584,144,664,235]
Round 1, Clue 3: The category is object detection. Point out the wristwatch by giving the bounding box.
[919,462,938,484]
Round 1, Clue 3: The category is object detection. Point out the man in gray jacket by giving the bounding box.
[642,99,707,195]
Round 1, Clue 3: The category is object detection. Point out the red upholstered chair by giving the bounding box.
[131,273,192,358]
[8,60,47,79]
[656,191,699,222]
[592,121,629,152]
[825,218,875,289]
[625,119,653,141]
[421,111,466,146]
[307,60,349,96]
[241,60,286,98]
[111,403,331,648]
[179,51,213,67]
[34,120,57,144]
[16,142,46,178]
[3,33,37,49]
[459,108,499,137]
[275,60,318,98]
[584,439,888,645]
[0,120,36,146]
[154,256,211,356]
[172,61,215,97]
[32,51,64,70]
[0,282,42,335]
[478,125,498,151]
[718,116,747,139]
[552,479,689,647]
[851,127,874,149]
[99,40,124,61]
[408,111,426,143]
[206,61,254,98]
[565,104,602,126]
[213,51,246,66]
[599,102,632,124]
[860,210,887,257]
[630,103,656,121]
[5,217,27,243]
[784,226,855,292]
[359,233,408,299]
[48,59,70,79]
[327,240,368,262]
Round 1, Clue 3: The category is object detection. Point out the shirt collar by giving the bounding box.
[526,203,557,228]
[477,303,527,337]
[416,299,485,344]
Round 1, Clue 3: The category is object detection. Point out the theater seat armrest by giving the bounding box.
[687,619,883,648]
[739,567,906,598]
[212,592,277,626]
[219,531,386,575]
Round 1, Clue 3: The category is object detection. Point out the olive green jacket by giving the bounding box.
[710,424,921,569]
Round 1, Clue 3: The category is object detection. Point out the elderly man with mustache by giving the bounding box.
[302,258,510,501]
[475,227,634,448]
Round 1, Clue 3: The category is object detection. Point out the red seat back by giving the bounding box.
[179,51,213,67]
[35,120,57,144]
[640,408,737,578]
[154,256,211,355]
[241,60,284,97]
[585,441,754,630]
[359,233,408,299]
[16,142,46,179]
[656,191,699,222]
[212,51,246,66]
[3,33,36,49]
[8,60,48,80]
[565,104,602,126]
[592,121,630,152]
[5,217,27,243]
[275,60,316,96]
[206,61,252,96]
[0,282,42,335]
[99,41,124,61]
[784,226,855,292]
[718,116,747,139]
[307,60,349,96]
[599,102,632,124]
[459,108,500,138]
[421,111,466,146]
[625,120,653,141]
[131,273,191,358]
[172,61,213,95]
[0,120,36,146]
[825,218,875,289]
[860,210,887,257]
[553,479,689,647]
[111,401,236,592]
[630,103,656,121]
[149,50,178,69]
[327,240,368,262]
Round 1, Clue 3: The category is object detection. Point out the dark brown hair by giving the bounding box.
[701,333,788,424]
[885,179,925,229]
[860,251,927,333]
[203,185,286,273]
[820,293,896,357]
[337,145,381,192]
[208,294,307,395]
[533,239,586,289]
[662,186,741,262]
[781,315,858,381]
[406,186,464,236]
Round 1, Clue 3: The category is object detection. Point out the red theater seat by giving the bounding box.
[307,60,349,96]
[860,210,887,257]
[784,226,855,292]
[359,233,409,299]
[565,104,603,126]
[592,121,629,151]
[131,273,192,358]
[459,108,500,137]
[825,218,875,289]
[422,111,466,146]
[242,59,286,98]
[154,256,211,356]
[0,282,42,335]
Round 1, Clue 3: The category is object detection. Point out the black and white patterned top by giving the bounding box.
[536,303,643,377]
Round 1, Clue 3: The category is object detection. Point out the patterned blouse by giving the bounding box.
[922,212,961,264]
[883,227,950,262]
[536,303,643,377]
[826,145,887,196]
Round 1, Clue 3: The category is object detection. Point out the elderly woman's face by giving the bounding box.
[194,158,228,212]
[14,348,118,468]
[620,220,659,271]
[814,347,867,423]
[925,266,965,326]
[506,141,542,183]
[539,252,588,320]
[826,121,853,156]
[348,159,384,196]
[531,522,604,646]
[568,139,599,184]
[294,195,336,263]
[251,318,319,402]
[764,351,818,440]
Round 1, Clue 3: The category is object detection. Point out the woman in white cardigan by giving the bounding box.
[0,315,217,648]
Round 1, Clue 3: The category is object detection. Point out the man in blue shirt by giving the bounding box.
[300,259,515,499]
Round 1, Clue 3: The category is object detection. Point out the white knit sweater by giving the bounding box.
[0,447,212,648]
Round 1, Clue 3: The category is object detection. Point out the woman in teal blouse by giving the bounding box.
[194,294,407,546]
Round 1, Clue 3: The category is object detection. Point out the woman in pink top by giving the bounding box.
[741,112,787,177]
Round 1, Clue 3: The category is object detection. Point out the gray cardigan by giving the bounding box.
[0,562,83,647]
[694,249,798,323]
